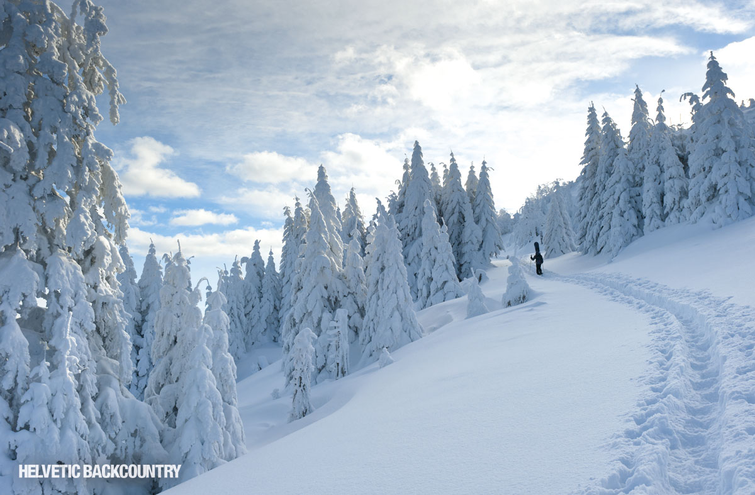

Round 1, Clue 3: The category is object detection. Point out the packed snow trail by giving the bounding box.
[553,272,755,494]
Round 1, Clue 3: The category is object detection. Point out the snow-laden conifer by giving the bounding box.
[653,95,688,225]
[466,163,479,206]
[502,257,530,307]
[593,111,625,254]
[146,251,226,489]
[342,235,367,342]
[543,192,576,257]
[224,258,247,361]
[324,309,350,380]
[443,153,482,278]
[628,85,652,226]
[341,188,367,255]
[473,160,503,263]
[290,327,317,421]
[398,141,436,299]
[464,275,489,319]
[606,149,643,257]
[416,199,463,310]
[280,198,309,325]
[242,240,266,348]
[313,165,345,262]
[360,203,423,364]
[429,162,443,216]
[282,196,345,386]
[132,241,162,399]
[686,53,755,225]
[643,93,668,233]
[117,245,141,374]
[576,104,602,251]
[259,249,282,343]
[203,277,247,461]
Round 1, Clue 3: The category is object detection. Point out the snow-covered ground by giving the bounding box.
[169,218,755,494]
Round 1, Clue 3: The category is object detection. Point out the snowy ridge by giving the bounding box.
[559,272,755,494]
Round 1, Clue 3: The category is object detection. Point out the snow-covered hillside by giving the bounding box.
[169,219,755,494]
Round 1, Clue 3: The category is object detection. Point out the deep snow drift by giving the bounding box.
[169,218,755,495]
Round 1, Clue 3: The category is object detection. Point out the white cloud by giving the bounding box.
[219,185,299,220]
[128,208,157,227]
[170,209,239,226]
[115,137,201,198]
[226,151,314,183]
[714,37,755,103]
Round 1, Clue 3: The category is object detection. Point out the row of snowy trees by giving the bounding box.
[215,141,505,419]
[576,53,755,257]
[0,2,245,493]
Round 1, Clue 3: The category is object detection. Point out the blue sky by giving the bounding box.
[87,0,755,284]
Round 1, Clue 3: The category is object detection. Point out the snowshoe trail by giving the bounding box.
[555,272,755,494]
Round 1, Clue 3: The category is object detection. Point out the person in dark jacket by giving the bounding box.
[531,242,543,275]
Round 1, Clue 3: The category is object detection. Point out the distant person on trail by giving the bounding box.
[531,242,543,275]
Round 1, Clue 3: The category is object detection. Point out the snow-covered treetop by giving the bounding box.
[702,52,735,103]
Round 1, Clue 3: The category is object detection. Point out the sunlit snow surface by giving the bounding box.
[169,217,755,494]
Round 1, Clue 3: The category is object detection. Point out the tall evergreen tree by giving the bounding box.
[203,277,247,462]
[280,198,308,327]
[606,149,643,257]
[654,95,688,225]
[313,165,345,263]
[473,160,503,263]
[576,103,602,252]
[118,245,142,393]
[259,249,282,343]
[627,85,652,232]
[592,111,625,254]
[242,240,265,348]
[429,162,443,216]
[223,258,247,361]
[289,328,316,422]
[133,241,162,400]
[341,188,367,256]
[465,163,479,206]
[342,235,367,343]
[360,203,423,364]
[282,196,345,386]
[416,199,463,310]
[146,251,226,489]
[398,141,436,299]
[543,193,576,257]
[686,53,755,225]
[643,93,667,233]
[442,153,482,278]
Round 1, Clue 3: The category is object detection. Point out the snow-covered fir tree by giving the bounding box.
[133,241,162,399]
[282,195,345,386]
[627,85,652,233]
[203,277,247,461]
[280,198,309,326]
[464,275,489,319]
[593,111,625,254]
[391,158,411,218]
[145,250,226,489]
[576,103,602,252]
[360,202,423,364]
[279,206,295,320]
[466,162,479,207]
[0,3,166,491]
[117,245,141,377]
[243,240,266,348]
[654,94,688,225]
[341,188,367,255]
[258,249,282,343]
[324,309,350,379]
[473,160,504,264]
[513,196,544,248]
[502,257,531,307]
[342,235,367,342]
[224,258,247,362]
[543,192,576,257]
[397,141,436,299]
[443,153,483,278]
[643,93,667,233]
[416,199,464,310]
[429,162,443,216]
[313,165,345,263]
[686,53,755,225]
[289,327,317,421]
[605,149,643,257]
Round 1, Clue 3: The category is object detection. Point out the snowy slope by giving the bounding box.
[169,219,755,495]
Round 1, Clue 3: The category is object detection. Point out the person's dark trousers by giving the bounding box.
[536,264,542,275]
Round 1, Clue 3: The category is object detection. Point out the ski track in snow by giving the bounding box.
[551,272,755,494]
